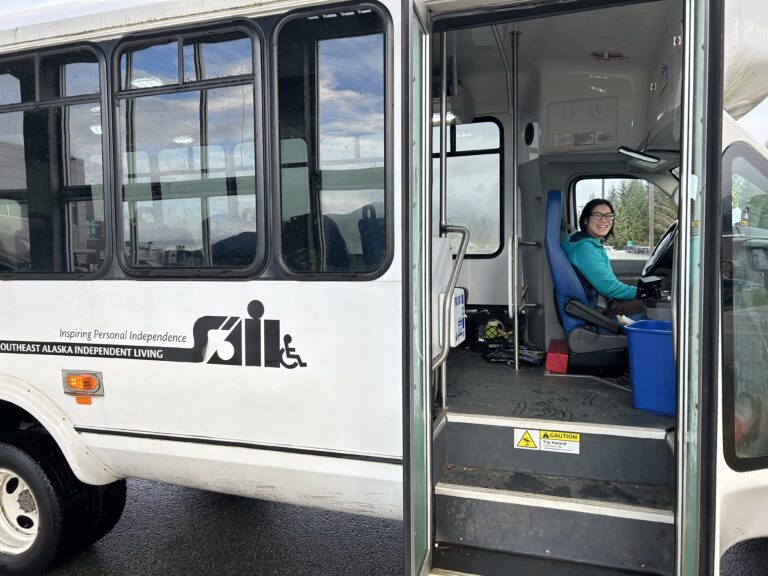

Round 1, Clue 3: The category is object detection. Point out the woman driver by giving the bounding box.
[561,198,645,318]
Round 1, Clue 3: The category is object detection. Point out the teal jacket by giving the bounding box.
[561,232,638,305]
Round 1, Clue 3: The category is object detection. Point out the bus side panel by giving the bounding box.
[82,432,403,518]
[0,280,403,512]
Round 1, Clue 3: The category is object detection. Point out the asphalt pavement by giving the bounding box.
[50,479,404,576]
[48,479,767,575]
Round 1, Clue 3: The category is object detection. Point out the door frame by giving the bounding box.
[676,0,722,573]
[405,1,433,575]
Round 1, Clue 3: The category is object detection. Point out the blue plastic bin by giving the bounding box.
[623,320,676,416]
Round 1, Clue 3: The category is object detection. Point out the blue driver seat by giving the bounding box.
[544,190,628,375]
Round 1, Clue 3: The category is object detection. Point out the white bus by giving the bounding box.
[0,0,765,574]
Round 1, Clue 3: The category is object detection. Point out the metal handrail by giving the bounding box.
[431,223,470,373]
[671,230,678,362]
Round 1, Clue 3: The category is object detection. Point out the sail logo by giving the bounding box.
[193,300,306,369]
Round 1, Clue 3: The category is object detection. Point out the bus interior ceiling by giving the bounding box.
[431,1,682,573]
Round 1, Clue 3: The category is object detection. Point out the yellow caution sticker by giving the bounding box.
[541,430,580,442]
[541,429,580,455]
[513,429,539,450]
[514,428,581,455]
[515,430,538,449]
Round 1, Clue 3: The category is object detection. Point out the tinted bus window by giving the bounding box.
[120,40,178,89]
[277,10,386,274]
[0,50,105,274]
[183,33,252,82]
[40,52,100,99]
[0,58,34,105]
[117,31,259,271]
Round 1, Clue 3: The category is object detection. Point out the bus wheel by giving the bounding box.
[0,441,67,575]
[85,479,127,545]
[0,432,93,575]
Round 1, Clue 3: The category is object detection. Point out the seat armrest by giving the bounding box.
[564,300,621,334]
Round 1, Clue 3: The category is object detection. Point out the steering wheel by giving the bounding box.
[643,220,678,277]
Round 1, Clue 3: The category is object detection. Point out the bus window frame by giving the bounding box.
[112,21,267,279]
[721,139,768,472]
[430,116,504,260]
[0,42,112,280]
[272,3,394,281]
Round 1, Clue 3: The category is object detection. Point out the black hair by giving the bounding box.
[578,198,616,240]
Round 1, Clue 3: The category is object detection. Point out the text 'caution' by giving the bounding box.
[514,428,581,455]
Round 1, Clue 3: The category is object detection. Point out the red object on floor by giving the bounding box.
[545,339,569,374]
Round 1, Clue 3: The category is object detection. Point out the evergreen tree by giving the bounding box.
[605,179,676,250]
[652,187,677,243]
[606,179,649,249]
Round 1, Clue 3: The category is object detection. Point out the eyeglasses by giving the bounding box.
[589,212,615,221]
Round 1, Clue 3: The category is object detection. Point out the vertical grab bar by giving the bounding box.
[510,31,521,370]
[498,29,521,369]
[431,32,470,399]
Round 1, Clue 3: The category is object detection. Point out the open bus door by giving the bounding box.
[411,0,759,575]
[407,1,433,575]
[409,1,472,572]
[408,0,768,574]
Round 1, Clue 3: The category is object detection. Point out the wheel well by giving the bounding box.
[0,401,41,436]
[0,394,119,486]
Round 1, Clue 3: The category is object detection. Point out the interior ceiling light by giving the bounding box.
[173,136,194,144]
[617,146,660,164]
[590,51,627,61]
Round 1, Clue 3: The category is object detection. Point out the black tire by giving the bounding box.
[6,432,127,547]
[0,442,70,575]
[9,432,127,545]
[85,479,127,544]
[0,432,93,575]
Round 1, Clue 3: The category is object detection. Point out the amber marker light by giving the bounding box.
[66,373,99,392]
[62,370,104,400]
